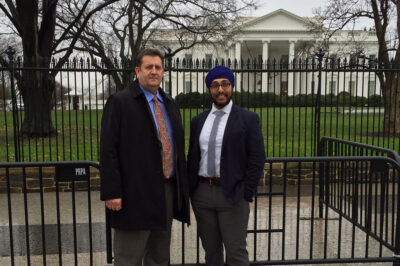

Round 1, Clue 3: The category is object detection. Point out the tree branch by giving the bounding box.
[0,1,21,34]
[52,0,91,51]
[53,0,119,73]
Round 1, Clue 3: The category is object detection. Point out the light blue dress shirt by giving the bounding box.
[139,83,176,177]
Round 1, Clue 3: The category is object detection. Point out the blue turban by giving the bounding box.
[205,65,234,89]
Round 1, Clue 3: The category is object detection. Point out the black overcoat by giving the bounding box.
[100,80,190,230]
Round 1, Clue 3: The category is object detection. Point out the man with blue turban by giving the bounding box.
[187,65,266,265]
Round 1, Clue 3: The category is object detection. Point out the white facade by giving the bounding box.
[155,9,380,97]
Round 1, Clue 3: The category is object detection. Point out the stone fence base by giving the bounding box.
[0,166,101,193]
[0,161,389,193]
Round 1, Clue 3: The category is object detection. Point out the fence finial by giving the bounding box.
[6,46,15,62]
[316,49,325,63]
[165,48,173,69]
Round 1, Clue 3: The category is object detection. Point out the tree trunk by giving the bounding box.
[20,63,56,136]
[382,74,400,136]
[15,0,57,137]
[121,71,136,91]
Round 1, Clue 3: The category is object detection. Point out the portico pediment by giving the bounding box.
[241,9,310,32]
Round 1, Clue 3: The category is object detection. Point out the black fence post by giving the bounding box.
[6,46,20,162]
[314,49,325,156]
[315,49,325,218]
[165,48,173,96]
[394,176,400,266]
[318,138,325,218]
[106,208,113,264]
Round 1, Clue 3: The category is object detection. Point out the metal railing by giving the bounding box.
[2,157,400,265]
[100,156,400,265]
[318,157,400,262]
[1,52,399,162]
[255,157,400,265]
[0,161,100,266]
[318,136,400,221]
[319,136,400,163]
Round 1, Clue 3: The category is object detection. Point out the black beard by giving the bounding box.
[212,94,231,108]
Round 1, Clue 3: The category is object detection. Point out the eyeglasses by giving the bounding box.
[209,81,231,90]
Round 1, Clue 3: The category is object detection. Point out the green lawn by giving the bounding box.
[0,107,397,162]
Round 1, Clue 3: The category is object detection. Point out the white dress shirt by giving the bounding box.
[198,101,233,177]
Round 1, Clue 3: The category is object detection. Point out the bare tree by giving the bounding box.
[58,0,257,91]
[312,0,400,135]
[0,0,119,136]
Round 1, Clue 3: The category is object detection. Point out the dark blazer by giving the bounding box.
[187,104,266,204]
[100,80,190,230]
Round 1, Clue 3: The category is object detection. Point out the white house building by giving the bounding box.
[153,9,380,98]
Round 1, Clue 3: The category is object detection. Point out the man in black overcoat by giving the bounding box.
[100,48,190,266]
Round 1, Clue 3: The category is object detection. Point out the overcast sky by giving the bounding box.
[249,0,325,17]
[246,0,375,29]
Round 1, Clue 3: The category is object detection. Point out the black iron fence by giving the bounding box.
[0,161,101,266]
[319,136,400,162]
[0,51,399,162]
[254,156,400,265]
[3,156,400,265]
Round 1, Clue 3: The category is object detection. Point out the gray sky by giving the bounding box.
[249,0,325,17]
[247,0,375,29]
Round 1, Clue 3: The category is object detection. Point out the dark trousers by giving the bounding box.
[191,182,250,266]
[113,181,174,266]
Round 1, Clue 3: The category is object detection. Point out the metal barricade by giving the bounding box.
[0,161,100,266]
[105,156,400,265]
[3,157,400,265]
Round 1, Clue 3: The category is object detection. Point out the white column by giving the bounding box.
[235,41,241,62]
[289,40,296,62]
[288,40,296,95]
[262,40,270,92]
[235,41,242,91]
[230,45,236,63]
